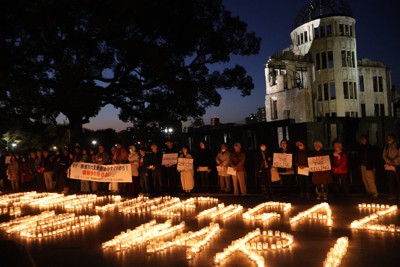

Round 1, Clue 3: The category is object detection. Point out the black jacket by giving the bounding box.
[358,144,377,170]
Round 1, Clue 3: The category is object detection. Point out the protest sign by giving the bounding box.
[177,158,194,171]
[162,153,179,166]
[308,156,331,172]
[272,153,293,168]
[68,162,132,183]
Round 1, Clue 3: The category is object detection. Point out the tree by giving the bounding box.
[0,0,260,144]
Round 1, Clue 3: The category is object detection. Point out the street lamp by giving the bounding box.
[11,143,17,148]
[92,140,97,146]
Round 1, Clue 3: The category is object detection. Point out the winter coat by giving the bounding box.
[216,150,230,176]
[128,152,140,176]
[309,149,332,184]
[331,152,349,175]
[229,151,246,173]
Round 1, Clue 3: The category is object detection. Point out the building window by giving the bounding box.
[345,112,350,117]
[352,51,356,67]
[324,83,329,101]
[330,83,336,100]
[271,99,278,120]
[343,82,349,99]
[378,76,384,92]
[339,24,344,36]
[325,113,331,118]
[318,84,322,101]
[316,53,321,70]
[361,104,366,117]
[314,27,319,39]
[321,52,327,69]
[328,51,334,68]
[359,76,365,91]
[326,25,332,36]
[341,51,346,67]
[373,76,378,92]
[304,31,308,42]
[354,82,357,99]
[300,33,304,44]
[331,112,337,117]
[320,26,326,37]
[345,25,349,36]
[380,104,385,116]
[349,82,354,99]
[349,25,353,37]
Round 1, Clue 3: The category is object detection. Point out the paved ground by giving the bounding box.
[1,193,400,267]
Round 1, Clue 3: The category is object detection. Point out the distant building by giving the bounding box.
[245,107,267,124]
[210,117,220,126]
[265,0,394,123]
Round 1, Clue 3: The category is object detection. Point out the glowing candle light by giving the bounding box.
[351,204,398,233]
[290,202,332,226]
[323,237,349,267]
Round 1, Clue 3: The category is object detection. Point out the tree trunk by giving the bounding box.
[68,118,83,148]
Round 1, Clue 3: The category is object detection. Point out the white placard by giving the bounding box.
[308,156,331,172]
[273,153,293,168]
[162,153,179,166]
[297,167,310,176]
[177,158,194,171]
[68,162,132,183]
[227,167,237,176]
[216,166,225,172]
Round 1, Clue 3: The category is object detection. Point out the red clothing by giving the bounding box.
[331,152,348,174]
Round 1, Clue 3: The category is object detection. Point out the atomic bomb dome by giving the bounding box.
[293,0,353,29]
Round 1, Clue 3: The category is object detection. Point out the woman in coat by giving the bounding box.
[179,146,195,195]
[310,141,332,201]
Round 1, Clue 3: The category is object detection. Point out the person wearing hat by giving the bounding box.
[229,143,247,196]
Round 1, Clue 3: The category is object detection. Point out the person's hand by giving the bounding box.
[299,166,305,169]
[207,169,211,173]
[267,157,272,161]
[219,163,224,167]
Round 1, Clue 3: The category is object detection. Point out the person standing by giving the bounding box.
[358,135,378,198]
[310,141,332,201]
[7,155,19,192]
[94,145,110,194]
[28,152,38,190]
[179,146,195,195]
[42,150,54,191]
[89,148,98,192]
[216,143,231,193]
[35,151,45,191]
[138,147,151,195]
[331,141,349,197]
[383,134,400,200]
[294,141,310,199]
[115,143,129,195]
[149,143,163,196]
[80,149,91,193]
[164,141,179,195]
[128,145,140,196]
[195,141,213,192]
[256,144,273,198]
[229,143,247,196]
[57,149,70,194]
[19,156,32,191]
[277,139,294,197]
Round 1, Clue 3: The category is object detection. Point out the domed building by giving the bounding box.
[265,0,392,123]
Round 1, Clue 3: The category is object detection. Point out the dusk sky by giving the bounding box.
[81,0,400,131]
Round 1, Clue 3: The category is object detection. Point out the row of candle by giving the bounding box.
[197,204,243,220]
[119,196,166,214]
[323,237,349,267]
[358,203,391,210]
[146,222,220,260]
[96,195,148,212]
[289,202,332,226]
[0,206,21,217]
[213,228,265,267]
[0,210,100,238]
[242,201,291,221]
[152,198,196,217]
[245,230,294,251]
[102,220,185,251]
[351,204,398,232]
[0,192,55,208]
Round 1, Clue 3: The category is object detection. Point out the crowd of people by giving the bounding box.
[1,133,400,201]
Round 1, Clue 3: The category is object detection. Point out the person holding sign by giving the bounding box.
[331,141,349,198]
[276,139,294,198]
[294,141,310,199]
[179,146,194,195]
[310,141,332,201]
[216,143,231,193]
[164,141,179,195]
[229,143,247,196]
[195,141,213,192]
[383,134,400,200]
